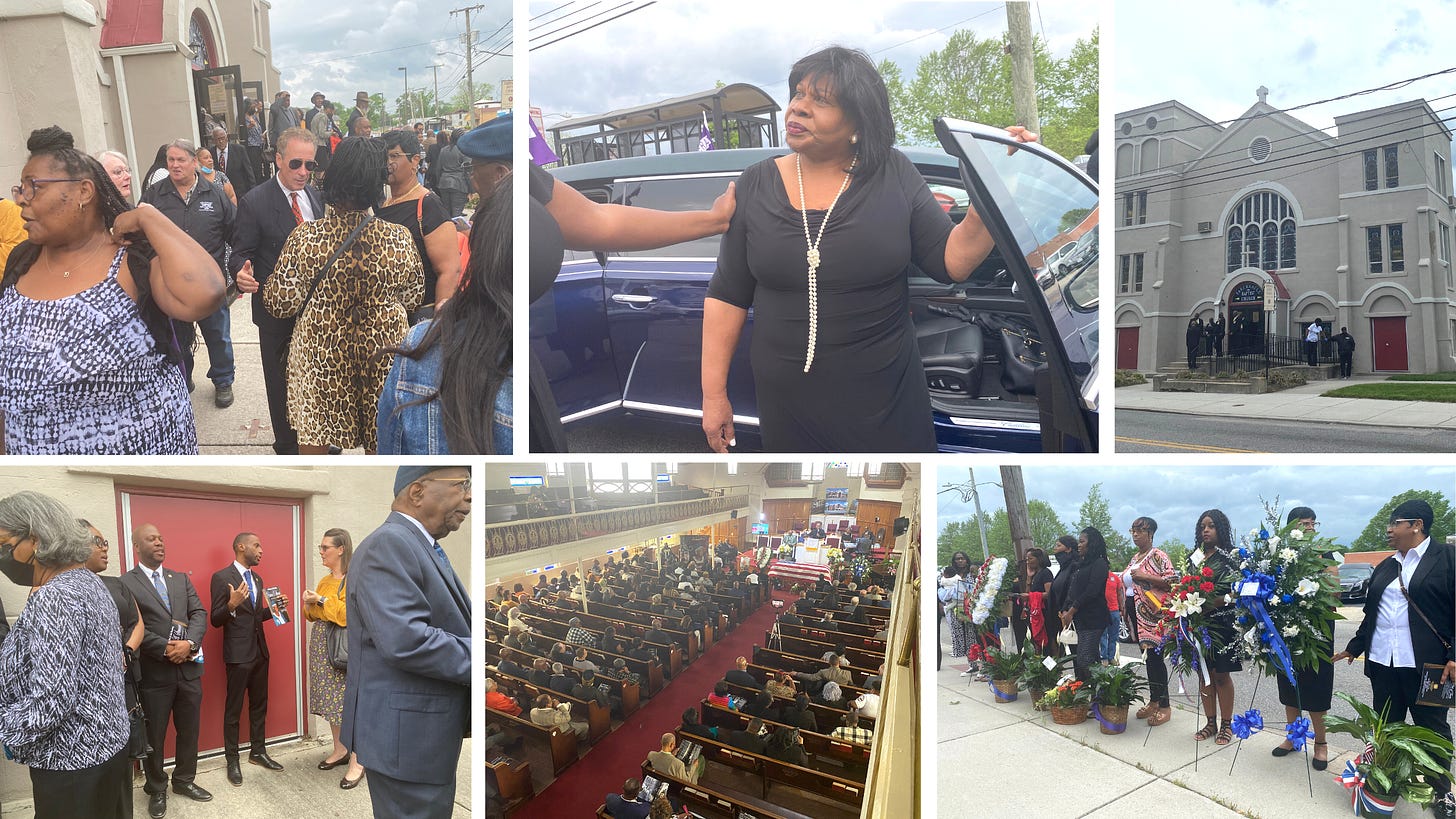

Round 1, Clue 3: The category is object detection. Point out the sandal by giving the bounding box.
[1193,720,1218,741]
[1136,703,1157,720]
[1312,741,1329,771]
[1214,721,1233,746]
[1147,707,1171,727]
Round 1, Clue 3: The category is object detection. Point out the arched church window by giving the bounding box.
[1226,190,1296,272]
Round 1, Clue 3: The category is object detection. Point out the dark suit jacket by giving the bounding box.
[603,793,651,819]
[230,177,323,331]
[210,564,271,665]
[122,564,207,684]
[216,141,255,197]
[724,669,761,689]
[1346,541,1456,673]
[727,729,767,755]
[342,512,470,785]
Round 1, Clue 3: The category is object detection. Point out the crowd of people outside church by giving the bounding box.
[0,90,513,455]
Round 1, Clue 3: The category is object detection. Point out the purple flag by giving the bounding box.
[698,112,714,152]
[529,116,560,166]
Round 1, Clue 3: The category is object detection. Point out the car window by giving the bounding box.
[612,174,736,258]
[1338,564,1372,577]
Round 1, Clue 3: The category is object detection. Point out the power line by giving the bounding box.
[280,35,464,69]
[530,1,656,51]
[530,1,578,22]
[529,0,637,43]
[869,5,1005,56]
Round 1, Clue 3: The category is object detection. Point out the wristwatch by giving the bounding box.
[188,640,199,653]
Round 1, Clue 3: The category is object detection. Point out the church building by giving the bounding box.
[1115,87,1456,374]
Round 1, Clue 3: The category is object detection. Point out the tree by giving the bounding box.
[394,89,439,125]
[1158,536,1189,572]
[368,93,393,128]
[1076,482,1132,567]
[883,26,1099,159]
[938,500,1066,568]
[1350,490,1455,552]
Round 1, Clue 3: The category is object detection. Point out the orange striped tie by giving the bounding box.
[290,192,303,225]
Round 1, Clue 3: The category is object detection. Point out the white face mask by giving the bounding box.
[199,165,214,174]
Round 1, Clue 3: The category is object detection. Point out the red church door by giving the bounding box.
[117,488,306,762]
[1116,327,1140,370]
[1370,317,1408,371]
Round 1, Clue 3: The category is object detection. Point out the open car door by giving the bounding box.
[934,118,1099,452]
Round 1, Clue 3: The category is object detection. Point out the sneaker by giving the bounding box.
[214,385,234,409]
[1434,791,1454,819]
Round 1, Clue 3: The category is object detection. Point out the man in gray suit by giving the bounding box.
[342,466,471,819]
[122,523,210,818]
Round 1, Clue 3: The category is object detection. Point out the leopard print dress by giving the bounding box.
[263,208,423,450]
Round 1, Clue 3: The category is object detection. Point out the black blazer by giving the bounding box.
[230,177,323,332]
[216,141,255,197]
[122,564,207,683]
[1345,542,1456,673]
[210,564,272,665]
[1065,555,1111,630]
[724,669,761,690]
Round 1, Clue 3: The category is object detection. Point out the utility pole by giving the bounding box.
[431,63,443,118]
[1005,2,1041,134]
[397,66,411,122]
[999,466,1033,568]
[968,469,990,562]
[451,5,485,118]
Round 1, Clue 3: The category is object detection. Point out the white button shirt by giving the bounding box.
[276,176,316,222]
[1369,538,1430,668]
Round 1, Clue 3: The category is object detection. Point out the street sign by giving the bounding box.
[1262,281,1276,311]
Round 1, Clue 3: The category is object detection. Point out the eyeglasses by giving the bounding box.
[421,477,472,492]
[1390,519,1421,526]
[11,178,86,201]
[92,536,109,549]
[286,159,320,171]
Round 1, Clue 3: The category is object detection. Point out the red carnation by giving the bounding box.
[1200,581,1214,593]
[1201,566,1214,578]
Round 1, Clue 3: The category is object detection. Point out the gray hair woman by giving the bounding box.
[0,491,128,818]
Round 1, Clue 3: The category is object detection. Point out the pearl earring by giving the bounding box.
[851,134,859,144]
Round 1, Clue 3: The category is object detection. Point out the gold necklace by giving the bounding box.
[386,181,422,207]
[43,234,109,279]
[796,153,857,373]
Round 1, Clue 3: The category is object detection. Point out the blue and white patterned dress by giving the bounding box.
[0,247,197,454]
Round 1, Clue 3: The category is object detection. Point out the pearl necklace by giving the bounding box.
[796,153,856,373]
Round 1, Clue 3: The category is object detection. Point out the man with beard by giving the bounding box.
[342,466,471,819]
[210,533,286,785]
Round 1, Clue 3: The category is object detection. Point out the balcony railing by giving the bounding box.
[485,493,749,557]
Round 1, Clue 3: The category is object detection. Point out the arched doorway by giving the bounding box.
[188,7,244,141]
[1227,281,1265,356]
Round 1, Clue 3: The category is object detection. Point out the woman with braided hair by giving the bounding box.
[0,126,225,454]
[1191,508,1243,746]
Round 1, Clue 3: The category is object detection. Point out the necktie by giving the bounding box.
[152,569,171,609]
[432,540,452,570]
[244,570,257,604]
[219,148,226,173]
[290,192,303,225]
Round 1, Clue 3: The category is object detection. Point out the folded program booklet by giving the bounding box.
[264,586,289,626]
[1416,663,1455,709]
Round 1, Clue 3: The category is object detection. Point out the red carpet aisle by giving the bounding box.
[524,588,788,815]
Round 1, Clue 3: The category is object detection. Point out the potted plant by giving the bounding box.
[983,645,1024,703]
[1018,648,1069,710]
[1326,692,1454,816]
[1089,661,1148,735]
[1037,679,1092,725]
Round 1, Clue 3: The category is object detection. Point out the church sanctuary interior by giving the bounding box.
[484,462,921,819]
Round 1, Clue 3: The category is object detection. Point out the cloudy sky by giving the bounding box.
[1113,0,1454,133]
[937,465,1454,549]
[529,0,1098,129]
[268,0,512,116]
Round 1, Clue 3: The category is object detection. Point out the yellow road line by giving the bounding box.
[1114,436,1259,454]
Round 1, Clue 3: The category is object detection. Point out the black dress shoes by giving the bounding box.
[319,755,348,770]
[340,770,365,790]
[249,751,284,771]
[173,782,213,802]
[226,757,243,786]
[147,791,166,819]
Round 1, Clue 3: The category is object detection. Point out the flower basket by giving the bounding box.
[1051,704,1088,725]
[1029,686,1047,710]
[990,679,1018,703]
[1095,703,1128,735]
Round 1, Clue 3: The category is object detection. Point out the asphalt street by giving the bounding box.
[1116,409,1456,453]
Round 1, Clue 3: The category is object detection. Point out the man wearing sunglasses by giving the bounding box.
[343,466,471,819]
[230,127,324,454]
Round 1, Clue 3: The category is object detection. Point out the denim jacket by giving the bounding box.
[377,321,513,454]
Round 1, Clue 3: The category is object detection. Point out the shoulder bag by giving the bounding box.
[324,577,348,671]
[277,215,372,363]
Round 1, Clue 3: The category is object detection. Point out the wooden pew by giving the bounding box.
[634,762,814,819]
[489,671,611,744]
[548,598,702,662]
[487,706,578,776]
[766,631,883,670]
[777,623,885,655]
[485,640,641,716]
[519,614,669,692]
[742,659,871,704]
[698,699,870,773]
[752,646,877,686]
[531,607,686,677]
[718,679,874,732]
[484,755,533,816]
[671,729,864,811]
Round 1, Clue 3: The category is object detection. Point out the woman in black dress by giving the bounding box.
[1045,535,1079,658]
[378,130,459,312]
[1270,506,1334,770]
[1011,547,1053,652]
[701,46,1034,452]
[1192,509,1242,746]
[1060,528,1111,683]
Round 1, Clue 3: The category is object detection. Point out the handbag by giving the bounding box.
[1056,623,1079,646]
[324,577,348,671]
[123,650,152,759]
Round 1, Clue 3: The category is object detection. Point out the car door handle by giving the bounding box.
[611,294,659,306]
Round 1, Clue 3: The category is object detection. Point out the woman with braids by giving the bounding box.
[1060,527,1111,683]
[1191,508,1243,746]
[0,126,224,454]
[377,169,511,453]
[263,136,423,454]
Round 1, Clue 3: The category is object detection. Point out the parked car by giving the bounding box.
[529,118,1098,452]
[1338,562,1375,604]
